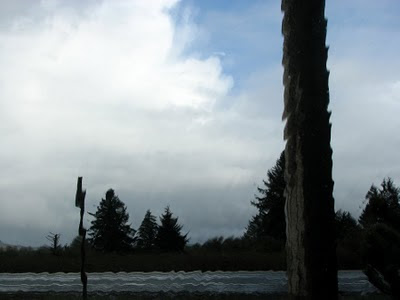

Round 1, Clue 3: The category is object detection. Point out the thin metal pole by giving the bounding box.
[76,177,88,299]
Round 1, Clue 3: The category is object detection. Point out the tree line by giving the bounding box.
[245,152,400,245]
[71,189,189,253]
[57,151,400,265]
[3,151,399,286]
[245,151,400,296]
[73,150,400,268]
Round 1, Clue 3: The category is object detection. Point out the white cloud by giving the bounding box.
[3,0,397,247]
[0,0,274,246]
[328,56,400,216]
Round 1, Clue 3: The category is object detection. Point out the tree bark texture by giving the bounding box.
[281,0,338,298]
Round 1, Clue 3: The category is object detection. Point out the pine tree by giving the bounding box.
[244,214,262,241]
[360,181,400,297]
[335,210,362,269]
[88,189,136,252]
[156,206,188,252]
[69,235,88,253]
[363,223,400,297]
[137,210,158,250]
[335,210,359,241]
[359,178,400,231]
[245,152,286,242]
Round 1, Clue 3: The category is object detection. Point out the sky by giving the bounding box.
[0,0,399,247]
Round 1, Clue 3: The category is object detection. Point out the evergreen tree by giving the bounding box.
[335,210,362,269]
[245,152,286,242]
[358,179,400,296]
[70,235,82,249]
[137,210,158,250]
[156,206,188,252]
[88,189,136,252]
[363,223,400,297]
[68,235,89,254]
[335,209,359,241]
[244,214,263,241]
[359,178,400,231]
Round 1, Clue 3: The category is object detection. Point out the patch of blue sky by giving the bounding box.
[170,0,282,94]
[168,0,400,113]
[326,1,400,58]
[170,1,400,86]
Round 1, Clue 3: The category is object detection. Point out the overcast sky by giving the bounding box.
[0,0,399,247]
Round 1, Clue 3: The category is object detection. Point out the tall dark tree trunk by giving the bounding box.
[281,0,337,297]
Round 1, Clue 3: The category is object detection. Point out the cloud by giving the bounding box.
[2,0,398,247]
[0,0,279,246]
[326,1,400,215]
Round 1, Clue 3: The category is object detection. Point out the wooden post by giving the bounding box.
[75,177,88,299]
[281,0,338,298]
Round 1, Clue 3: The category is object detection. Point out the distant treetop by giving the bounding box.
[88,189,136,252]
